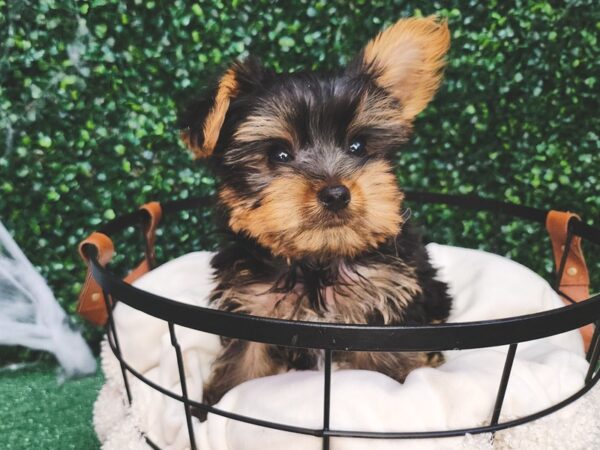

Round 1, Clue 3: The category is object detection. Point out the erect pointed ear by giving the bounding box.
[180,58,263,159]
[359,16,450,121]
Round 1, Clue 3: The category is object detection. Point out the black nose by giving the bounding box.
[317,185,351,212]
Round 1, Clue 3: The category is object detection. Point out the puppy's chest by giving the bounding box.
[214,261,422,325]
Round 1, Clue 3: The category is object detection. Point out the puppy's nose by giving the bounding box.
[317,185,351,212]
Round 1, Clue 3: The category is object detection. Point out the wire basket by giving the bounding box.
[78,191,600,450]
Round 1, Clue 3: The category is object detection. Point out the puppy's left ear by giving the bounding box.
[356,16,450,121]
[180,58,263,159]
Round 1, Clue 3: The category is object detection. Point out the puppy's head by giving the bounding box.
[181,17,450,260]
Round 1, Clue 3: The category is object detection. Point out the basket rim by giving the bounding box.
[85,190,600,352]
[93,255,600,351]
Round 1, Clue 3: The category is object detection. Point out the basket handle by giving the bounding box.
[546,210,592,350]
[77,201,162,326]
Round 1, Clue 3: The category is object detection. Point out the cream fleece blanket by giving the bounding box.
[94,244,600,449]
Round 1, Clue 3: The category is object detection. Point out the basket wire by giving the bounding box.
[85,192,600,450]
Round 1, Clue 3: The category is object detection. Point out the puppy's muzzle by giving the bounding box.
[318,185,351,212]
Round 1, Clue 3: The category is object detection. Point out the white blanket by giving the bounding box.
[94,244,600,449]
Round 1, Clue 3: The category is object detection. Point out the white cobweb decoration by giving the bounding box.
[0,220,96,377]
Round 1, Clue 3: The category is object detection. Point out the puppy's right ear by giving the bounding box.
[180,58,263,159]
[351,16,450,122]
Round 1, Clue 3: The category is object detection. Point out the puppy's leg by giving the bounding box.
[195,340,284,420]
[337,351,444,383]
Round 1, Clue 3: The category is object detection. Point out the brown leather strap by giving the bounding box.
[546,210,592,350]
[77,232,115,326]
[125,201,163,283]
[139,201,162,268]
[77,202,163,326]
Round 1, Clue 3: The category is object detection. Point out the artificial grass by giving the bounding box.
[0,362,103,450]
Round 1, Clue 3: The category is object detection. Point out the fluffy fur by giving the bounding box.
[179,16,453,414]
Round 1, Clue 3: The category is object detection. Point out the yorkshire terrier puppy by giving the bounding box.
[180,16,453,411]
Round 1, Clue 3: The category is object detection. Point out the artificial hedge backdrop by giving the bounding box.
[1,0,599,358]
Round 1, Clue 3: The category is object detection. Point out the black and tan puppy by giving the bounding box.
[180,16,453,410]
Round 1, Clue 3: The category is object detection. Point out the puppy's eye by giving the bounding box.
[268,144,294,163]
[348,137,367,157]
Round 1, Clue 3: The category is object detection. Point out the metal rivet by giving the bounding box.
[91,293,102,302]
[567,267,578,276]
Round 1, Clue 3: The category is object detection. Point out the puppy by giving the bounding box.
[180,16,453,411]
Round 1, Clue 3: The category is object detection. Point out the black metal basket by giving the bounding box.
[80,191,600,450]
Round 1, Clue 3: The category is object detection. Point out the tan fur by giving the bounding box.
[220,160,403,260]
[182,68,239,159]
[349,91,405,135]
[363,16,450,121]
[202,340,281,407]
[233,102,296,145]
[213,261,421,325]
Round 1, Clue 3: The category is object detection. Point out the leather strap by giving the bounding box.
[124,201,162,283]
[546,210,592,350]
[77,202,162,326]
[77,232,115,326]
[139,201,162,268]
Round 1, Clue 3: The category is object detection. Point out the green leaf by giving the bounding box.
[278,36,295,50]
[103,209,116,220]
[38,136,52,148]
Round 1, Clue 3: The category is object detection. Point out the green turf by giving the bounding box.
[0,362,103,450]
